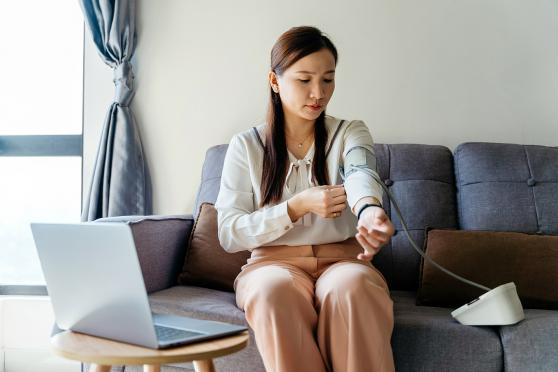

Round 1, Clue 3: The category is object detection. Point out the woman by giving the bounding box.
[215,26,396,372]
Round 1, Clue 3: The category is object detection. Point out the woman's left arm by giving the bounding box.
[342,120,383,214]
[342,120,395,260]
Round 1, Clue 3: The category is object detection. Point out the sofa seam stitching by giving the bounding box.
[523,145,540,232]
[387,144,395,288]
[180,202,207,280]
[455,145,464,229]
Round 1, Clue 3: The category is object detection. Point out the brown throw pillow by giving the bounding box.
[416,228,558,310]
[177,203,251,292]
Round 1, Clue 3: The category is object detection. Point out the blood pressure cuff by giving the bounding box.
[339,145,384,208]
[340,145,378,181]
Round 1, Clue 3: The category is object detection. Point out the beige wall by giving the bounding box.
[83,0,558,215]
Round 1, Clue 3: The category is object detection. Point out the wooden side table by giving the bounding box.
[51,330,249,372]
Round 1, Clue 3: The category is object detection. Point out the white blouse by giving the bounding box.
[215,115,383,253]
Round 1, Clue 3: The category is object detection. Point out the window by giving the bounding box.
[0,2,84,290]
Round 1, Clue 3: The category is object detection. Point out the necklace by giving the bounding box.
[286,130,314,148]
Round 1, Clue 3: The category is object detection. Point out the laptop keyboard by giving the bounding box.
[155,324,205,341]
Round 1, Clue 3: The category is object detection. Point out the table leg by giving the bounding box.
[193,359,215,372]
[144,365,161,372]
[89,365,112,372]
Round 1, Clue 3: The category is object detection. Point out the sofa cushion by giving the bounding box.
[95,215,194,293]
[391,290,503,372]
[193,145,228,220]
[148,285,245,325]
[454,142,558,234]
[148,286,265,372]
[499,308,558,371]
[416,228,558,309]
[371,144,459,291]
[177,203,250,292]
[148,286,503,372]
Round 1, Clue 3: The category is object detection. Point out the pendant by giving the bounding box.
[297,143,303,148]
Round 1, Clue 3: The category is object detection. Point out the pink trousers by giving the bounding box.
[234,238,395,372]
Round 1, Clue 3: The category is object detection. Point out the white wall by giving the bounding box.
[83,0,558,215]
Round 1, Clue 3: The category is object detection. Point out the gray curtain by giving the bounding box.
[80,0,152,221]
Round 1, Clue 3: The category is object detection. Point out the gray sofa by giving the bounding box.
[98,142,558,372]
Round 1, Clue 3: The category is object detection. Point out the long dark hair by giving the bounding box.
[260,26,338,207]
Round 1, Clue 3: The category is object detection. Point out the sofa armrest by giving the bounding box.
[94,214,195,293]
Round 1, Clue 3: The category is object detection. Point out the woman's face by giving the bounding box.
[270,48,336,123]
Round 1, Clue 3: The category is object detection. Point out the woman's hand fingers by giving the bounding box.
[326,185,345,198]
[358,224,389,243]
[357,251,374,261]
[324,201,348,218]
[311,185,347,218]
[355,233,377,260]
[325,190,347,218]
[354,206,396,260]
[332,193,347,204]
[374,219,395,237]
[358,207,395,238]
[355,221,395,259]
[331,202,347,212]
[357,226,382,247]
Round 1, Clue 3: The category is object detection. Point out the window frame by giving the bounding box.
[0,24,85,296]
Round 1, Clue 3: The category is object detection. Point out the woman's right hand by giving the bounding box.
[287,184,347,222]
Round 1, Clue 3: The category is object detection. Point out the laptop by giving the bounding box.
[30,222,247,349]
